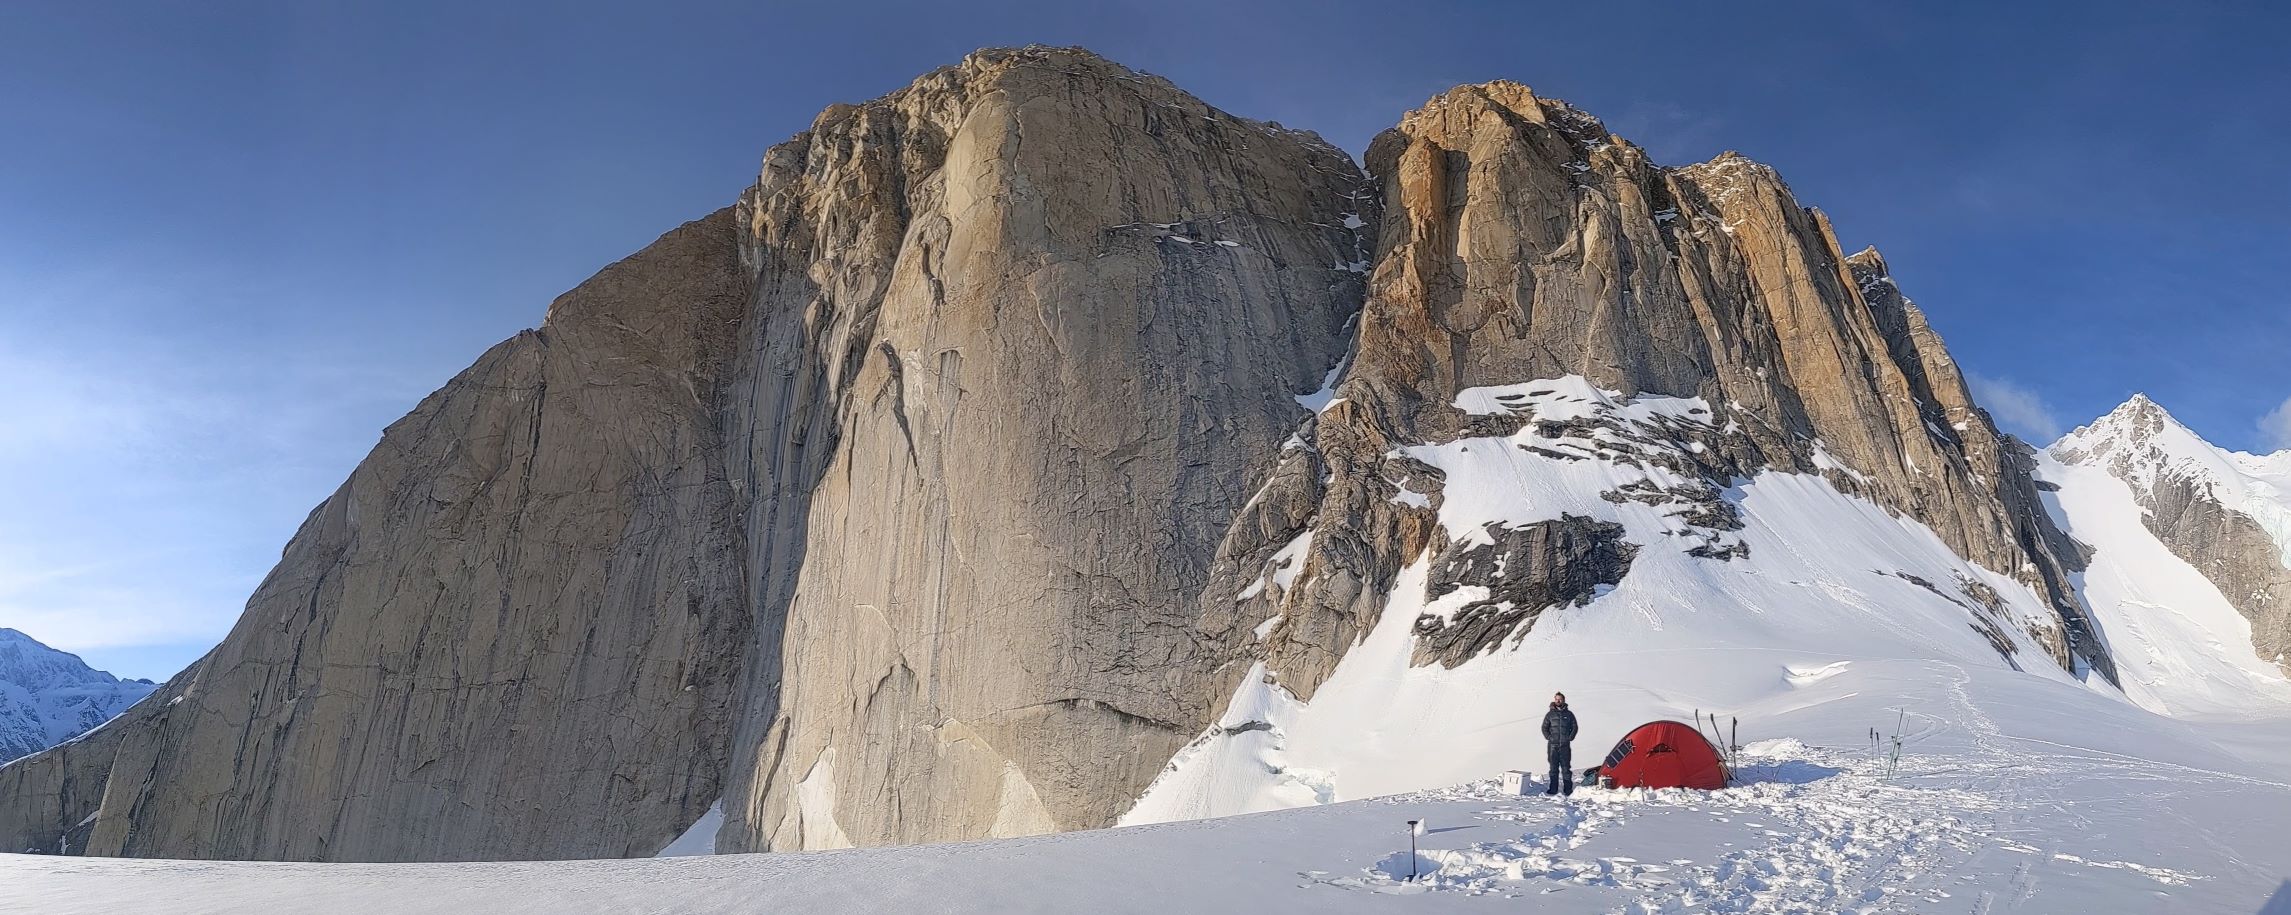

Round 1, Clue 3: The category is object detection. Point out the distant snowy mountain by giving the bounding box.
[0,629,156,762]
[2047,395,2291,700]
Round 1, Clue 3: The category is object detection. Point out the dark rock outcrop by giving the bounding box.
[1413,516,1636,667]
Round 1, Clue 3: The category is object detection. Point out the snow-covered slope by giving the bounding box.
[2035,450,2291,717]
[2049,396,2291,684]
[0,629,155,762]
[1126,380,2108,824]
[12,657,2290,913]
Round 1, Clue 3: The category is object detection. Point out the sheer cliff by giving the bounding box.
[710,48,1368,851]
[3,48,2168,862]
[1219,83,2110,706]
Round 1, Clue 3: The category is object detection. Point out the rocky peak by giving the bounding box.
[2054,395,2226,494]
[715,44,1370,853]
[2055,396,2291,675]
[1845,246,1891,290]
[1233,80,2114,697]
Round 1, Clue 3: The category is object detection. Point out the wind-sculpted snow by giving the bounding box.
[1328,732,2229,910]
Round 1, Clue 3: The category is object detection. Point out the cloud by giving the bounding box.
[1966,373,2064,444]
[2260,396,2291,453]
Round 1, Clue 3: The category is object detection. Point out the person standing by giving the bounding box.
[1542,692,1578,796]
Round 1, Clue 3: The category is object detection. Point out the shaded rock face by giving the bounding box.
[2053,397,2291,673]
[2139,481,2291,672]
[0,47,1367,861]
[0,659,176,855]
[1227,82,2113,699]
[712,47,1368,851]
[3,211,756,861]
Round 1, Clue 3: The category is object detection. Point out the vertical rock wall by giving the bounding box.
[1227,83,2111,698]
[713,48,1369,851]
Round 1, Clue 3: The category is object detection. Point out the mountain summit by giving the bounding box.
[2051,395,2291,680]
[0,629,154,763]
[1,46,2280,863]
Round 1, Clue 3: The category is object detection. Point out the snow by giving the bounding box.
[1295,350,1351,414]
[2057,396,2291,572]
[793,748,855,850]
[1253,615,1284,641]
[1126,469,2089,824]
[1810,442,1869,484]
[12,667,2290,912]
[655,801,723,857]
[1105,379,2291,909]
[1450,375,1707,426]
[1236,531,1315,601]
[2036,451,2291,717]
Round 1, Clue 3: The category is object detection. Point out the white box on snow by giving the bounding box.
[1500,770,1533,795]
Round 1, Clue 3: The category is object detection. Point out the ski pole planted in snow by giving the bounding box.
[1405,819,1424,882]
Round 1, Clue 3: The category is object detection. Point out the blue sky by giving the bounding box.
[3,1,2286,680]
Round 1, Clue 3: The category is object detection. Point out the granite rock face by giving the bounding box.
[0,47,1367,859]
[5,50,2178,862]
[712,47,1368,851]
[4,210,756,860]
[1224,83,2113,701]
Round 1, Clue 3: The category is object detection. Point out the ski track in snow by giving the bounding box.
[1329,666,2234,912]
[1327,731,2209,913]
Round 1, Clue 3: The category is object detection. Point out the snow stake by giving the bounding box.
[1884,708,1906,780]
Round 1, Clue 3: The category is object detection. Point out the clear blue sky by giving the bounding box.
[3,1,2286,680]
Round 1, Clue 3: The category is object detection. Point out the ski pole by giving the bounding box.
[1406,819,1422,882]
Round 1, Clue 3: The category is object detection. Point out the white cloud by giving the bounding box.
[1966,373,2064,444]
[2260,396,2291,453]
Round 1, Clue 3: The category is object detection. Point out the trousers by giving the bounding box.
[1547,742,1573,795]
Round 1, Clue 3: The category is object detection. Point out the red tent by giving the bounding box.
[1596,720,1730,790]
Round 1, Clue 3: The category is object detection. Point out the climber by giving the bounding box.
[1543,691,1579,796]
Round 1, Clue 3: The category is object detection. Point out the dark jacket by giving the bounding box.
[1542,704,1578,744]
